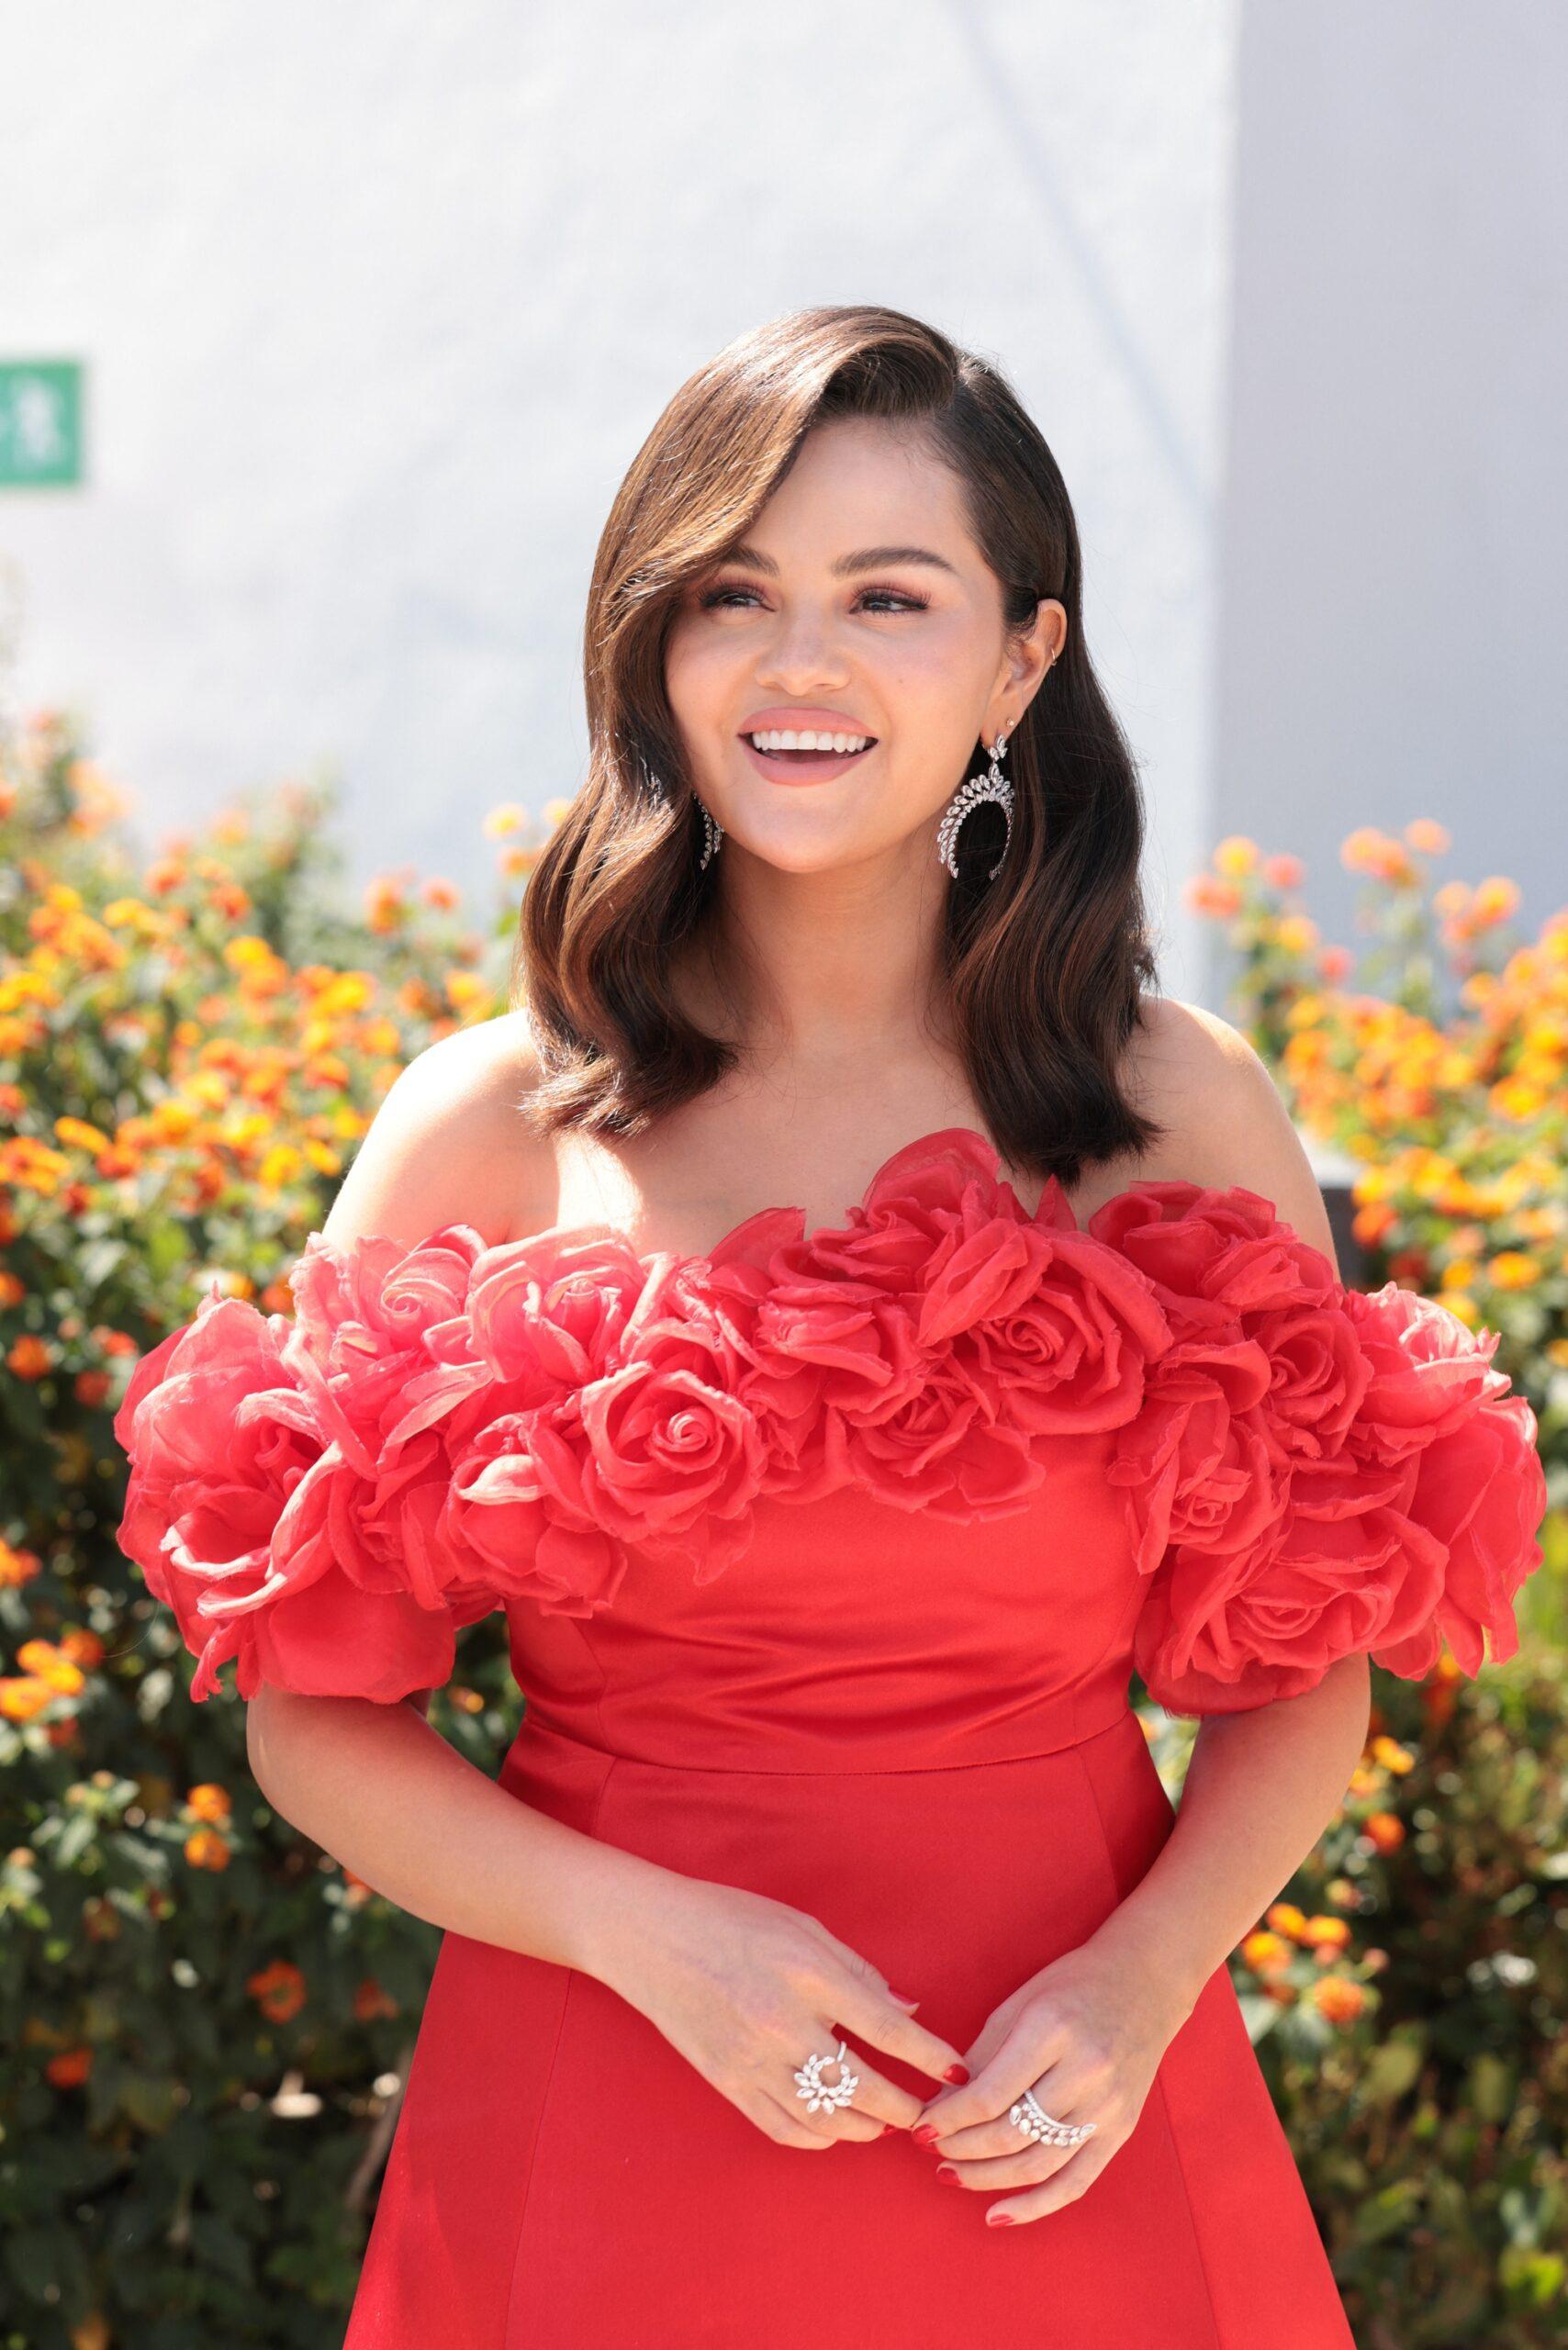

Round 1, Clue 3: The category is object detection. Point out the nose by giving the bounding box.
[752,612,852,696]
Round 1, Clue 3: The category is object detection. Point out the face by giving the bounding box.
[663,417,1064,872]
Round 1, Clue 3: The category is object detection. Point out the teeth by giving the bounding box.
[748,730,873,754]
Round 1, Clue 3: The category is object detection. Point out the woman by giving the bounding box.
[115,307,1546,2346]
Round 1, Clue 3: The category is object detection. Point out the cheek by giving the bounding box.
[665,623,739,722]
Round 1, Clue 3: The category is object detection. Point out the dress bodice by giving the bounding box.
[112,1125,1548,1735]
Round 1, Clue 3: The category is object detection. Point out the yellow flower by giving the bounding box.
[0,1678,54,1722]
[17,1640,84,1695]
[1213,834,1259,878]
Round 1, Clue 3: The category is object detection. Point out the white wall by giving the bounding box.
[1212,1,1568,979]
[2,1,1241,999]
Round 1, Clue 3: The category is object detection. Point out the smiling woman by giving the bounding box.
[113,305,1545,2349]
[513,306,1162,1203]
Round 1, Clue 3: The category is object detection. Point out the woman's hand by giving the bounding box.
[593,1870,971,2149]
[911,1933,1193,2226]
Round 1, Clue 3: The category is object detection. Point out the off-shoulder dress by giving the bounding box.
[114,1127,1548,2348]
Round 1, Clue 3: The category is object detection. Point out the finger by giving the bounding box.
[981,2125,1120,2225]
[916,2007,1065,2145]
[931,2093,1103,2188]
[826,1977,970,2098]
[925,2060,1093,2164]
[790,2031,925,2136]
[753,2089,840,2149]
[783,2037,890,2142]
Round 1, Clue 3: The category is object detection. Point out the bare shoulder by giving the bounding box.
[319,1007,553,1254]
[1120,995,1337,1260]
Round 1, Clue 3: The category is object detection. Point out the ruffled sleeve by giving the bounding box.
[1094,1181,1549,1718]
[112,1224,504,1704]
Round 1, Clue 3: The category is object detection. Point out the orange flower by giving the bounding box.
[1300,1914,1352,1952]
[1363,1812,1406,1854]
[45,2046,94,2088]
[7,1334,51,1380]
[17,1640,84,1695]
[0,1540,42,1589]
[1185,874,1244,916]
[247,1959,308,2024]
[1311,1978,1367,2026]
[1265,1901,1308,1941]
[1404,818,1451,856]
[0,1678,53,1721]
[184,1827,230,1871]
[185,1783,232,1823]
[1240,1930,1293,1976]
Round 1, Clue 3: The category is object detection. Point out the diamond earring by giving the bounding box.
[697,800,722,869]
[936,721,1014,881]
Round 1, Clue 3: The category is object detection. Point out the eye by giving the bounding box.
[697,584,929,615]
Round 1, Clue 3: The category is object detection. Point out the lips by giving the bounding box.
[739,736,877,786]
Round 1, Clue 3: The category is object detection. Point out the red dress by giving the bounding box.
[114,1127,1548,2348]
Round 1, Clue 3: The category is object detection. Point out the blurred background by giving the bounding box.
[5,1,1565,994]
[2,6,1565,2344]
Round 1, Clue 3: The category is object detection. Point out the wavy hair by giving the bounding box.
[510,303,1166,1190]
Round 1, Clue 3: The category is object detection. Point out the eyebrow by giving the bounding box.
[718,541,961,581]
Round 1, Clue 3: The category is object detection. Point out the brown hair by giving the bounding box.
[510,303,1166,1190]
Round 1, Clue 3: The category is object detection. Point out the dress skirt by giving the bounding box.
[343,1704,1355,2348]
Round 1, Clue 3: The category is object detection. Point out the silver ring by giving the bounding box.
[793,2039,860,2113]
[1009,2087,1096,2147]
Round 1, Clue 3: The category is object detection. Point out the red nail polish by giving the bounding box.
[889,1988,920,2006]
[911,2123,938,2145]
[945,2062,969,2085]
[987,2210,1016,2227]
[935,2163,959,2184]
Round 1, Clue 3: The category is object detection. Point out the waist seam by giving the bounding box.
[510,1705,1136,1780]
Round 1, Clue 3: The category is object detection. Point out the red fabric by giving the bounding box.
[111,1127,1547,2343]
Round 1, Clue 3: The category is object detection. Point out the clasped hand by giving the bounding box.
[910,1936,1193,2228]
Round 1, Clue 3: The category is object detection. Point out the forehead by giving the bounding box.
[734,419,979,565]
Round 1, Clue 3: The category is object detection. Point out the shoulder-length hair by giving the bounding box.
[510,302,1166,1190]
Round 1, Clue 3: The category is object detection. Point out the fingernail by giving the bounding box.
[935,2163,960,2184]
[879,2121,898,2136]
[911,2123,939,2146]
[889,1989,921,2007]
[945,2063,970,2085]
[987,2210,1016,2227]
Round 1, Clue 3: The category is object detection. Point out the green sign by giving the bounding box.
[0,361,84,487]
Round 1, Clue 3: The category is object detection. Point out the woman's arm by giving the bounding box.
[1093,1002,1374,2021]
[240,1013,662,1975]
[245,1684,664,1975]
[1083,1651,1372,2024]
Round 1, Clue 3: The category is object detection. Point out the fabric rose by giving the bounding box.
[113,1229,493,1702]
[1095,1187,1547,1716]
